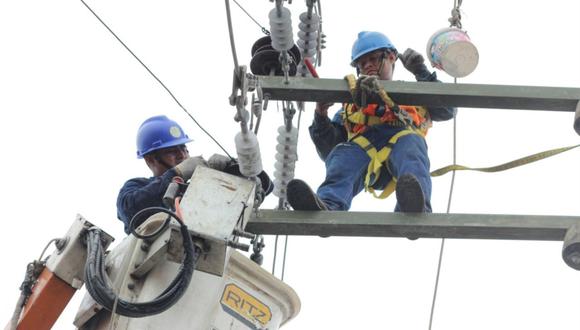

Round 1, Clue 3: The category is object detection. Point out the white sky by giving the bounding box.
[1,0,579,329]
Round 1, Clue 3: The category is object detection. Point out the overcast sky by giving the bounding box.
[1,0,579,329]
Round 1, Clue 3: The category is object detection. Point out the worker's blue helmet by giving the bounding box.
[136,115,193,158]
[351,31,397,66]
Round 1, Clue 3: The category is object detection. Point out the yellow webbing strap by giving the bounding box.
[431,144,580,177]
[352,129,419,199]
[345,74,357,94]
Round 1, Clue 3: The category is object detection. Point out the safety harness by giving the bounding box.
[342,74,431,199]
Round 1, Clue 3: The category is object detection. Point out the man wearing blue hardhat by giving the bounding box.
[116,115,231,234]
[286,31,456,215]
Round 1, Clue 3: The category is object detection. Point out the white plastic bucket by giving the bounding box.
[426,27,479,78]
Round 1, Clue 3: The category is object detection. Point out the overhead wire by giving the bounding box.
[232,0,270,36]
[80,0,232,159]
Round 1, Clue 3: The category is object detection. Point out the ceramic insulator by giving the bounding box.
[273,126,298,199]
[269,7,294,52]
[235,131,263,178]
[297,12,319,59]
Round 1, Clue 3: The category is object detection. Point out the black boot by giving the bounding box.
[287,179,328,211]
[396,174,425,213]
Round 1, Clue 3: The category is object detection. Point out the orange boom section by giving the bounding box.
[16,267,76,330]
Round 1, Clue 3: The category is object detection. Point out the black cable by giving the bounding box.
[129,207,174,240]
[79,0,233,159]
[84,209,200,317]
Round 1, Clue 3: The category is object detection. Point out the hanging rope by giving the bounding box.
[428,73,460,330]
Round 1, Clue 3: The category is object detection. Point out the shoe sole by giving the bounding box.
[396,175,425,213]
[287,180,327,211]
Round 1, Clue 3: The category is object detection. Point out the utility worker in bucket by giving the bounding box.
[286,31,456,213]
[116,115,232,234]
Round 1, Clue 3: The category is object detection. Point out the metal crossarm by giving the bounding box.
[247,210,580,241]
[258,76,580,111]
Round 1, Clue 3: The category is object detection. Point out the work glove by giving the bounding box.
[208,154,233,171]
[315,102,334,117]
[398,48,429,77]
[173,156,208,181]
[353,75,380,108]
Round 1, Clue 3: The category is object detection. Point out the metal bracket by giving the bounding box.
[45,215,114,289]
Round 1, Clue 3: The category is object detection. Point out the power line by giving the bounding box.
[80,0,232,159]
[232,0,270,35]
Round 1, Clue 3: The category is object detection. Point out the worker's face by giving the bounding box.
[356,50,397,80]
[145,144,189,176]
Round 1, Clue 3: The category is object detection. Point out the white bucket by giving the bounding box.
[426,27,479,78]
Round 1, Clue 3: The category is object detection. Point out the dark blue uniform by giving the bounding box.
[116,168,178,234]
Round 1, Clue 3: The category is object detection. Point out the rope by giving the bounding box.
[232,0,270,35]
[80,0,232,159]
[428,75,458,330]
[272,235,279,275]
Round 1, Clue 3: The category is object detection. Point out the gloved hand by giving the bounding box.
[315,102,334,117]
[173,156,208,181]
[208,154,233,171]
[398,48,429,76]
[353,75,380,107]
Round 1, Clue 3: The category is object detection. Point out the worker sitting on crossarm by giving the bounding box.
[286,31,456,213]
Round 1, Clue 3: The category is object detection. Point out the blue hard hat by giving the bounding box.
[351,31,397,66]
[136,115,193,158]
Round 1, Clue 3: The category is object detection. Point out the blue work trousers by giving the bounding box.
[317,125,432,212]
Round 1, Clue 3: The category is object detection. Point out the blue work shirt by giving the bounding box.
[116,168,178,234]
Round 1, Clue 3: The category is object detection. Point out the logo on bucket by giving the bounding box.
[426,27,479,78]
[221,283,272,329]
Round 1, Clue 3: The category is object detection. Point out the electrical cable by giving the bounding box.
[37,238,59,261]
[80,0,232,159]
[129,208,173,240]
[232,0,270,36]
[224,0,239,70]
[84,207,201,318]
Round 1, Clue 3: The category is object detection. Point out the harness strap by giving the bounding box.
[351,129,420,199]
[343,74,431,134]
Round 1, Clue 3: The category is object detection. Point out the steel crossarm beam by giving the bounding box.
[258,76,580,112]
[247,210,580,241]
